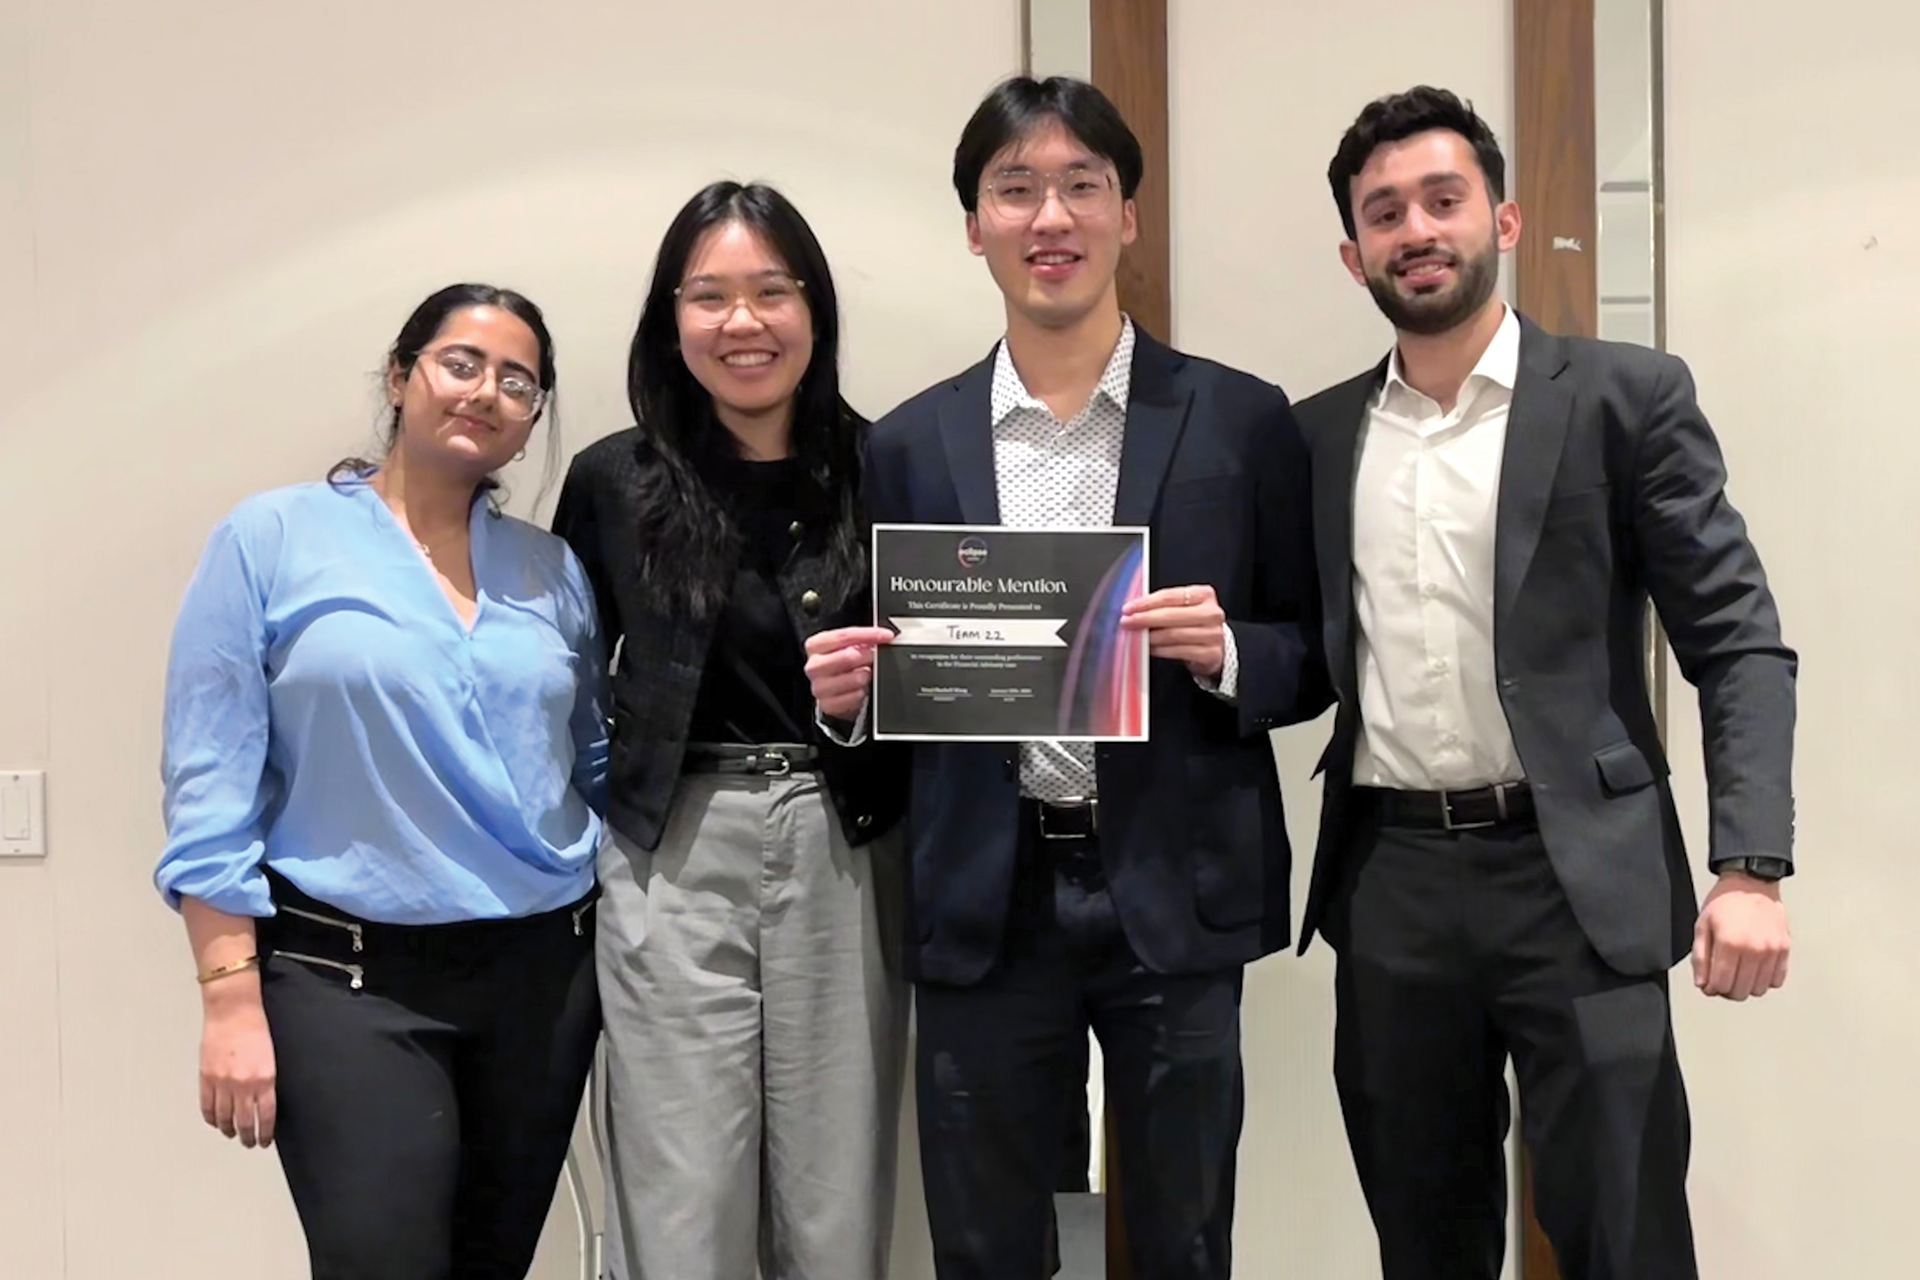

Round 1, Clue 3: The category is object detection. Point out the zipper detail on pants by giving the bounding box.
[274,950,366,991]
[278,903,364,952]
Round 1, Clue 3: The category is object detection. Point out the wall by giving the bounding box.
[0,3,1021,1277]
[1168,4,1515,1277]
[0,9,61,1280]
[1662,1,1920,1274]
[10,2,1908,1278]
[1173,2,1919,1277]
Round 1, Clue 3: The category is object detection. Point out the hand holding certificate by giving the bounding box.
[868,524,1151,741]
[1117,582,1228,679]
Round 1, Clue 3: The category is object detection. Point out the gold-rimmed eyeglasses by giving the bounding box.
[980,167,1121,219]
[419,345,546,421]
[674,272,808,328]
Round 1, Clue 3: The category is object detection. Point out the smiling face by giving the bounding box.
[385,303,544,479]
[966,118,1137,332]
[674,219,814,431]
[1340,127,1521,336]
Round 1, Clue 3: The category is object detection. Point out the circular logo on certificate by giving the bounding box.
[956,536,989,570]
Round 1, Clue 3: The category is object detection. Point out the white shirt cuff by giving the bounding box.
[816,696,870,746]
[1194,624,1240,702]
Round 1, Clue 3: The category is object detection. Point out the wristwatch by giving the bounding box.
[1713,856,1792,882]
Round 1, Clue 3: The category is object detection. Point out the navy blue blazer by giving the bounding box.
[868,326,1333,984]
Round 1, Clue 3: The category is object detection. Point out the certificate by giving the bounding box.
[870,524,1150,742]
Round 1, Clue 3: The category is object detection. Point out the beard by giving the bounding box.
[1363,236,1500,336]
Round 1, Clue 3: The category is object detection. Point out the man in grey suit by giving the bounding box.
[1292,86,1797,1280]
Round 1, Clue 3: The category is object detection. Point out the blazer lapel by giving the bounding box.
[1112,330,1193,527]
[936,354,1000,525]
[1494,319,1576,633]
[1313,363,1385,696]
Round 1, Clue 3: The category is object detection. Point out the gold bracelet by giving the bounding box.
[196,955,260,985]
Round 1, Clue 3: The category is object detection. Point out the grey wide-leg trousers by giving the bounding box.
[596,768,909,1280]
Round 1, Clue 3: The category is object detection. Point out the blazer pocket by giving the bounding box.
[1593,740,1656,795]
[1193,851,1263,929]
[1545,481,1612,521]
[1163,473,1240,510]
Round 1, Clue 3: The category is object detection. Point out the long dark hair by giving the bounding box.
[626,181,866,621]
[329,282,562,507]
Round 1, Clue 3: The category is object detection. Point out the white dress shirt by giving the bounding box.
[1350,304,1524,791]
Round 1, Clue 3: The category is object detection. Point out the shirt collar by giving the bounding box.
[991,314,1136,427]
[1381,303,1521,406]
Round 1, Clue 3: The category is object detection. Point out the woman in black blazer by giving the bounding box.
[551,181,906,1280]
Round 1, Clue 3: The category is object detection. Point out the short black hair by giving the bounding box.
[952,75,1144,213]
[1327,86,1506,239]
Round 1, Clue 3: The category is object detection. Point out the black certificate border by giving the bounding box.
[867,522,1152,743]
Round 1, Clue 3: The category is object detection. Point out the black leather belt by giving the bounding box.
[1018,796,1098,841]
[1359,780,1534,831]
[682,743,819,777]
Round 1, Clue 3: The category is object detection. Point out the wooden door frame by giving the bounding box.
[1024,4,1673,1277]
[1512,5,1596,1277]
[1087,5,1168,1275]
[1016,2,1169,1275]
[1512,0,1671,1275]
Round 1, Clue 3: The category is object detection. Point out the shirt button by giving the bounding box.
[800,589,821,616]
[1421,583,1439,598]
[1431,658,1449,674]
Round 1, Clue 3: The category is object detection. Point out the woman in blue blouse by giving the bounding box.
[155,283,609,1280]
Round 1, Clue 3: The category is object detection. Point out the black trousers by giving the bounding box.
[258,872,601,1280]
[915,821,1245,1280]
[1328,799,1696,1280]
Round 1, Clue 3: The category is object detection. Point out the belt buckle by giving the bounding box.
[1040,797,1097,841]
[1440,785,1504,832]
[754,750,793,778]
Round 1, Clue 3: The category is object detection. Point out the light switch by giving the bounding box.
[0,771,46,858]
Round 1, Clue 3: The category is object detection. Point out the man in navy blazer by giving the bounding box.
[806,75,1329,1280]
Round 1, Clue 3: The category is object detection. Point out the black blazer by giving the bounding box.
[1294,315,1797,976]
[869,327,1332,985]
[552,428,906,852]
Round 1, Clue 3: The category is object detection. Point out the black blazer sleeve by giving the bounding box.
[551,456,622,656]
[1630,353,1797,867]
[1230,388,1336,736]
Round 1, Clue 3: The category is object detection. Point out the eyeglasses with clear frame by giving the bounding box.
[418,345,545,421]
[980,166,1121,220]
[673,272,808,328]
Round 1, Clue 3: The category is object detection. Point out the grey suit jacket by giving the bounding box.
[1293,314,1797,976]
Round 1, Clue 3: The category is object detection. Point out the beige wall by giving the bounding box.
[0,3,1020,1278]
[1170,4,1515,1277]
[7,2,1912,1278]
[1663,1,1920,1274]
[1173,1,1919,1277]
